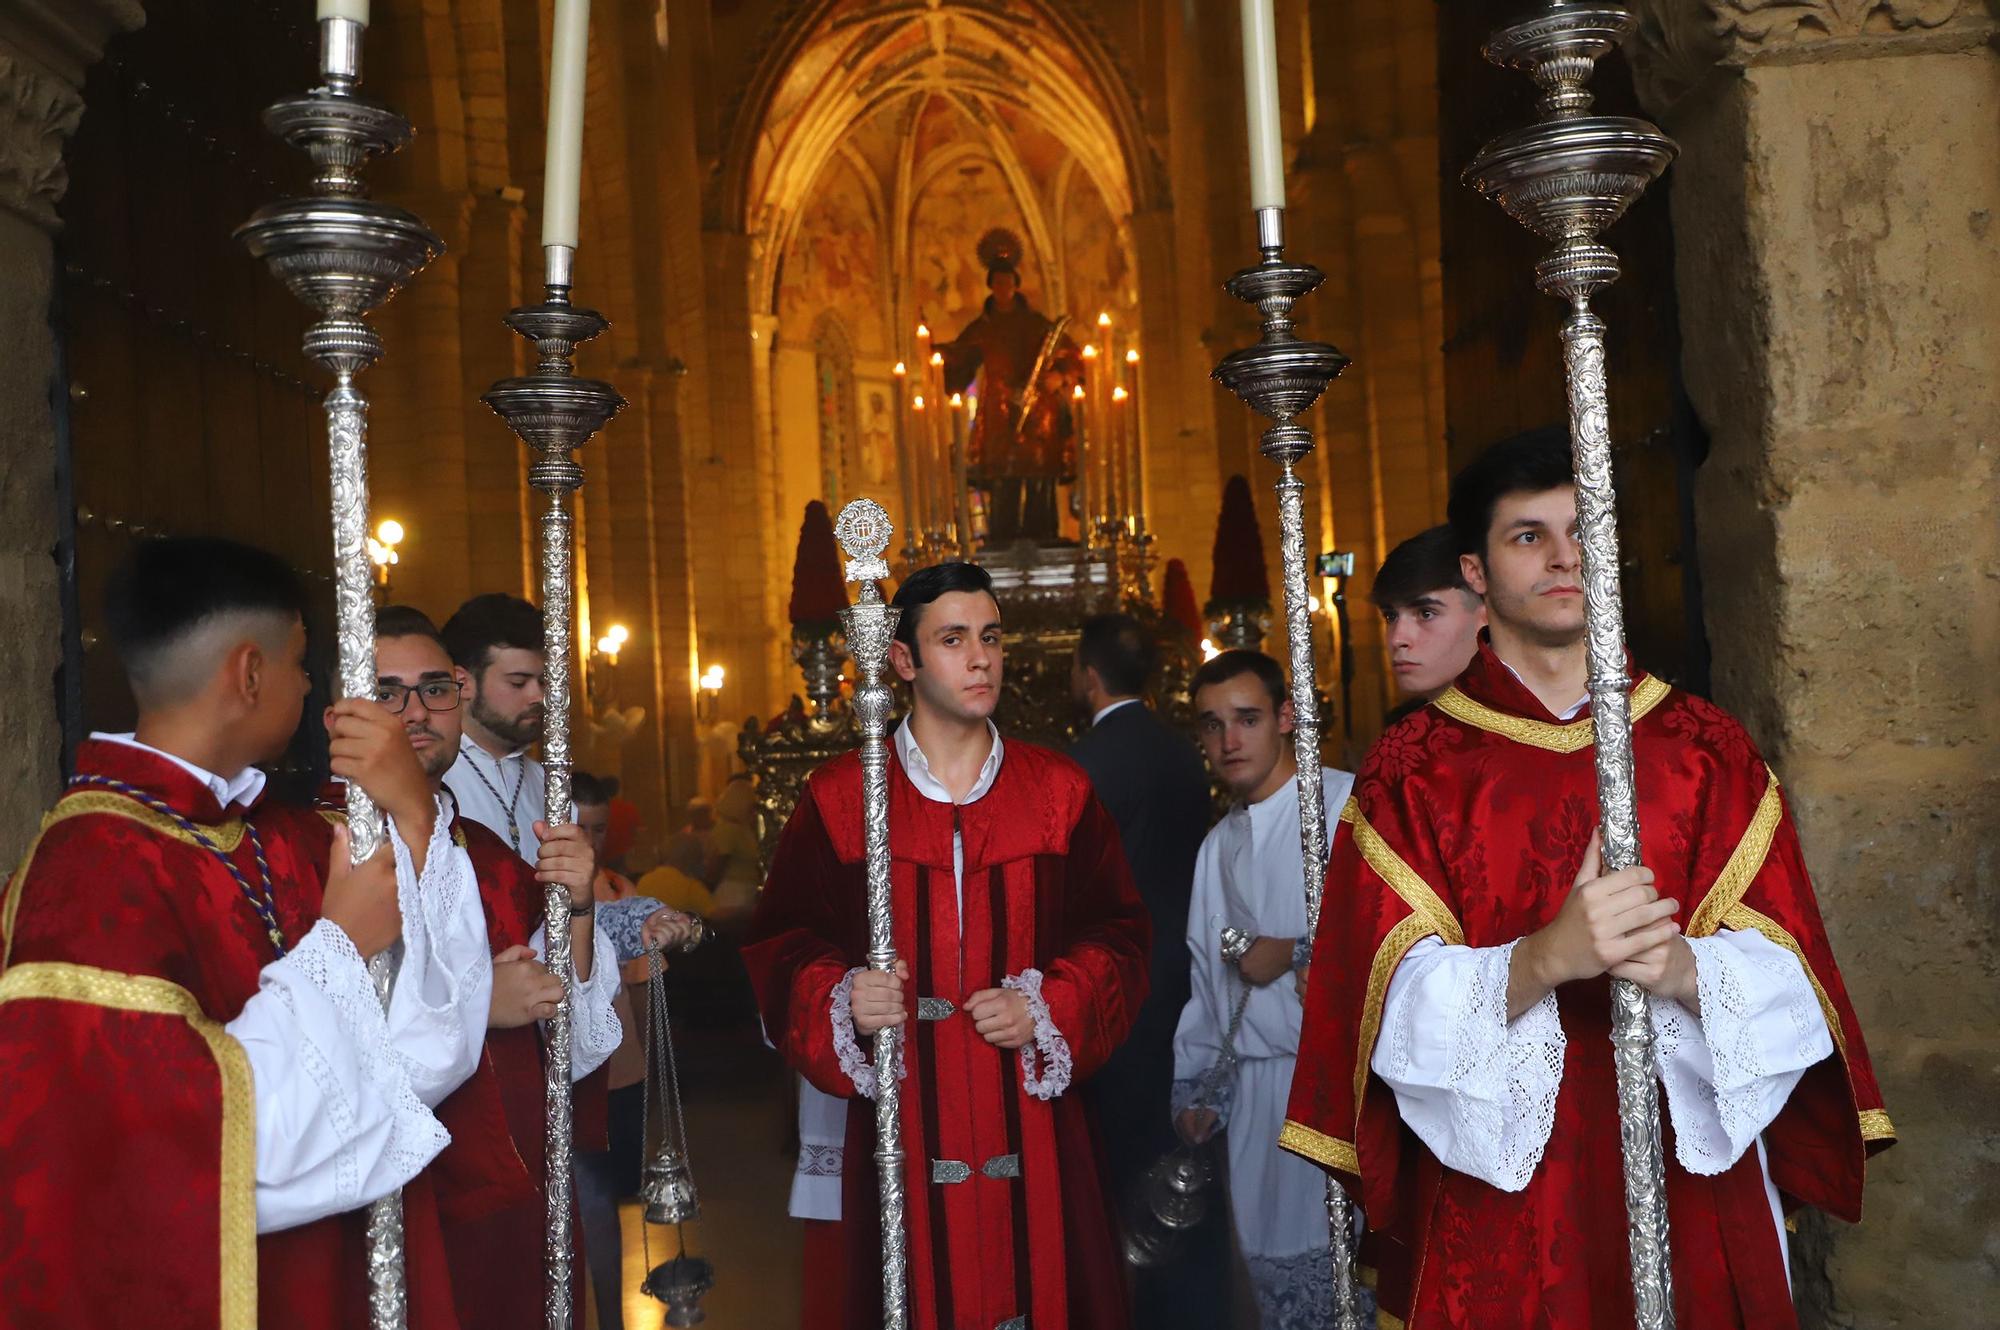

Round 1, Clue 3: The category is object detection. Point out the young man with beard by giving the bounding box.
[1373,523,1485,718]
[1172,650,1355,1330]
[369,606,696,1328]
[1283,430,1895,1328]
[442,593,549,863]
[0,538,493,1328]
[744,561,1151,1330]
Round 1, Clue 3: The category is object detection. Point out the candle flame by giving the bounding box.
[1072,385,1085,399]
[949,392,964,408]
[1082,344,1098,359]
[916,324,931,339]
[1125,349,1140,364]
[1112,386,1129,403]
[1096,311,1112,327]
[929,351,943,367]
[913,395,926,410]
[893,361,906,376]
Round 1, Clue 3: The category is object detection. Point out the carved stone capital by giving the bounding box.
[0,0,144,231]
[1628,0,1997,120]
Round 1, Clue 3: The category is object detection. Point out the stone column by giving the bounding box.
[457,189,533,602]
[1629,5,1998,1325]
[0,0,142,859]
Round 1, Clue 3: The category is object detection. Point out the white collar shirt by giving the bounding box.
[1498,659,1590,722]
[441,734,546,864]
[893,717,1003,930]
[1091,697,1142,728]
[92,732,267,810]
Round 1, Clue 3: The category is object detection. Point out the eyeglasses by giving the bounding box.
[378,680,463,714]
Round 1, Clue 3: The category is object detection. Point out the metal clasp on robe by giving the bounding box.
[929,1152,1021,1184]
[917,996,956,1021]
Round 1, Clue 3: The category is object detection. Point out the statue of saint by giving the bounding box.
[940,229,1082,544]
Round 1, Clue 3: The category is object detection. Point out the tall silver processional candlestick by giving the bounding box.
[832,499,909,1329]
[237,15,441,1328]
[1212,207,1359,1329]
[1463,4,1677,1325]
[483,246,626,1329]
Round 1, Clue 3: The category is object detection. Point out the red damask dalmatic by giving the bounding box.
[0,741,461,1329]
[743,741,1150,1330]
[1283,644,1894,1330]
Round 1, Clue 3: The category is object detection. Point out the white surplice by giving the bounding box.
[90,736,495,1236]
[1371,928,1836,1276]
[1172,765,1354,1329]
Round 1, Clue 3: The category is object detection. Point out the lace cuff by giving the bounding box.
[831,967,905,1099]
[1003,968,1072,1100]
[566,922,625,1081]
[1373,937,1565,1193]
[1170,1070,1236,1128]
[1650,931,1833,1175]
[383,797,488,1107]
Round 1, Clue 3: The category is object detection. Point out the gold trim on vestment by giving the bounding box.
[1354,914,1438,1128]
[1858,1108,1897,1142]
[1339,801,1464,947]
[1431,674,1671,753]
[1718,902,1848,1061]
[1278,1118,1359,1175]
[1376,1311,1406,1330]
[0,961,255,1328]
[1687,770,1784,939]
[4,795,251,969]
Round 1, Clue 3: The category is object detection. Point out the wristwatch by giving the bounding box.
[568,901,594,918]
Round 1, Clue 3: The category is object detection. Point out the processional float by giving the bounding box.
[1209,1,1359,1324]
[237,5,441,1325]
[1465,3,1678,1324]
[832,498,911,1328]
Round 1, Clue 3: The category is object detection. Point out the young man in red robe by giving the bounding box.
[0,537,494,1329]
[1283,430,1895,1328]
[744,560,1151,1330]
[366,605,698,1329]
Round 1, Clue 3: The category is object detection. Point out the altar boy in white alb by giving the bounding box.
[1172,649,1355,1330]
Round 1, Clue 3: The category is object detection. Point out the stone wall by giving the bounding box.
[1633,3,2000,1324]
[0,2,141,860]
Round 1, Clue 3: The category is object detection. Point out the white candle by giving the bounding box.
[1239,0,1285,211]
[541,0,592,253]
[317,0,369,23]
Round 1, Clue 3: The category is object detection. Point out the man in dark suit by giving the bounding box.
[1069,613,1232,1326]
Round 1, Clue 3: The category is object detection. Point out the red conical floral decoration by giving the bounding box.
[1162,558,1202,639]
[1206,474,1270,610]
[788,500,849,630]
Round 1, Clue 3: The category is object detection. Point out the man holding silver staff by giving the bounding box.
[1282,431,1895,1328]
[0,537,494,1329]
[744,560,1151,1330]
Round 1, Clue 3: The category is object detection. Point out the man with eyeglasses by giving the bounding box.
[370,604,697,1327]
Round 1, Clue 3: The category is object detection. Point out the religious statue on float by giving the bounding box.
[939,228,1083,545]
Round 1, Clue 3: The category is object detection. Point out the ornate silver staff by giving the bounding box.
[1464,4,1677,1324]
[1213,208,1359,1328]
[483,251,625,1328]
[832,498,909,1329]
[237,13,440,1328]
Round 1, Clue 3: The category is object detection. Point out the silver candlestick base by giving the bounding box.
[1211,207,1361,1330]
[484,283,625,1330]
[1465,6,1677,1326]
[236,18,441,1330]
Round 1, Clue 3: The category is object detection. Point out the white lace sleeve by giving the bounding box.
[829,966,907,1099]
[381,800,493,1108]
[226,919,450,1234]
[1649,929,1834,1175]
[1003,968,1072,1100]
[1370,936,1566,1193]
[532,917,623,1081]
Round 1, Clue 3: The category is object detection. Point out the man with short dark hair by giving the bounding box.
[1372,523,1484,707]
[1068,612,1231,1326]
[745,560,1150,1329]
[1286,430,1894,1328]
[0,538,493,1328]
[1174,649,1355,1328]
[442,592,548,861]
